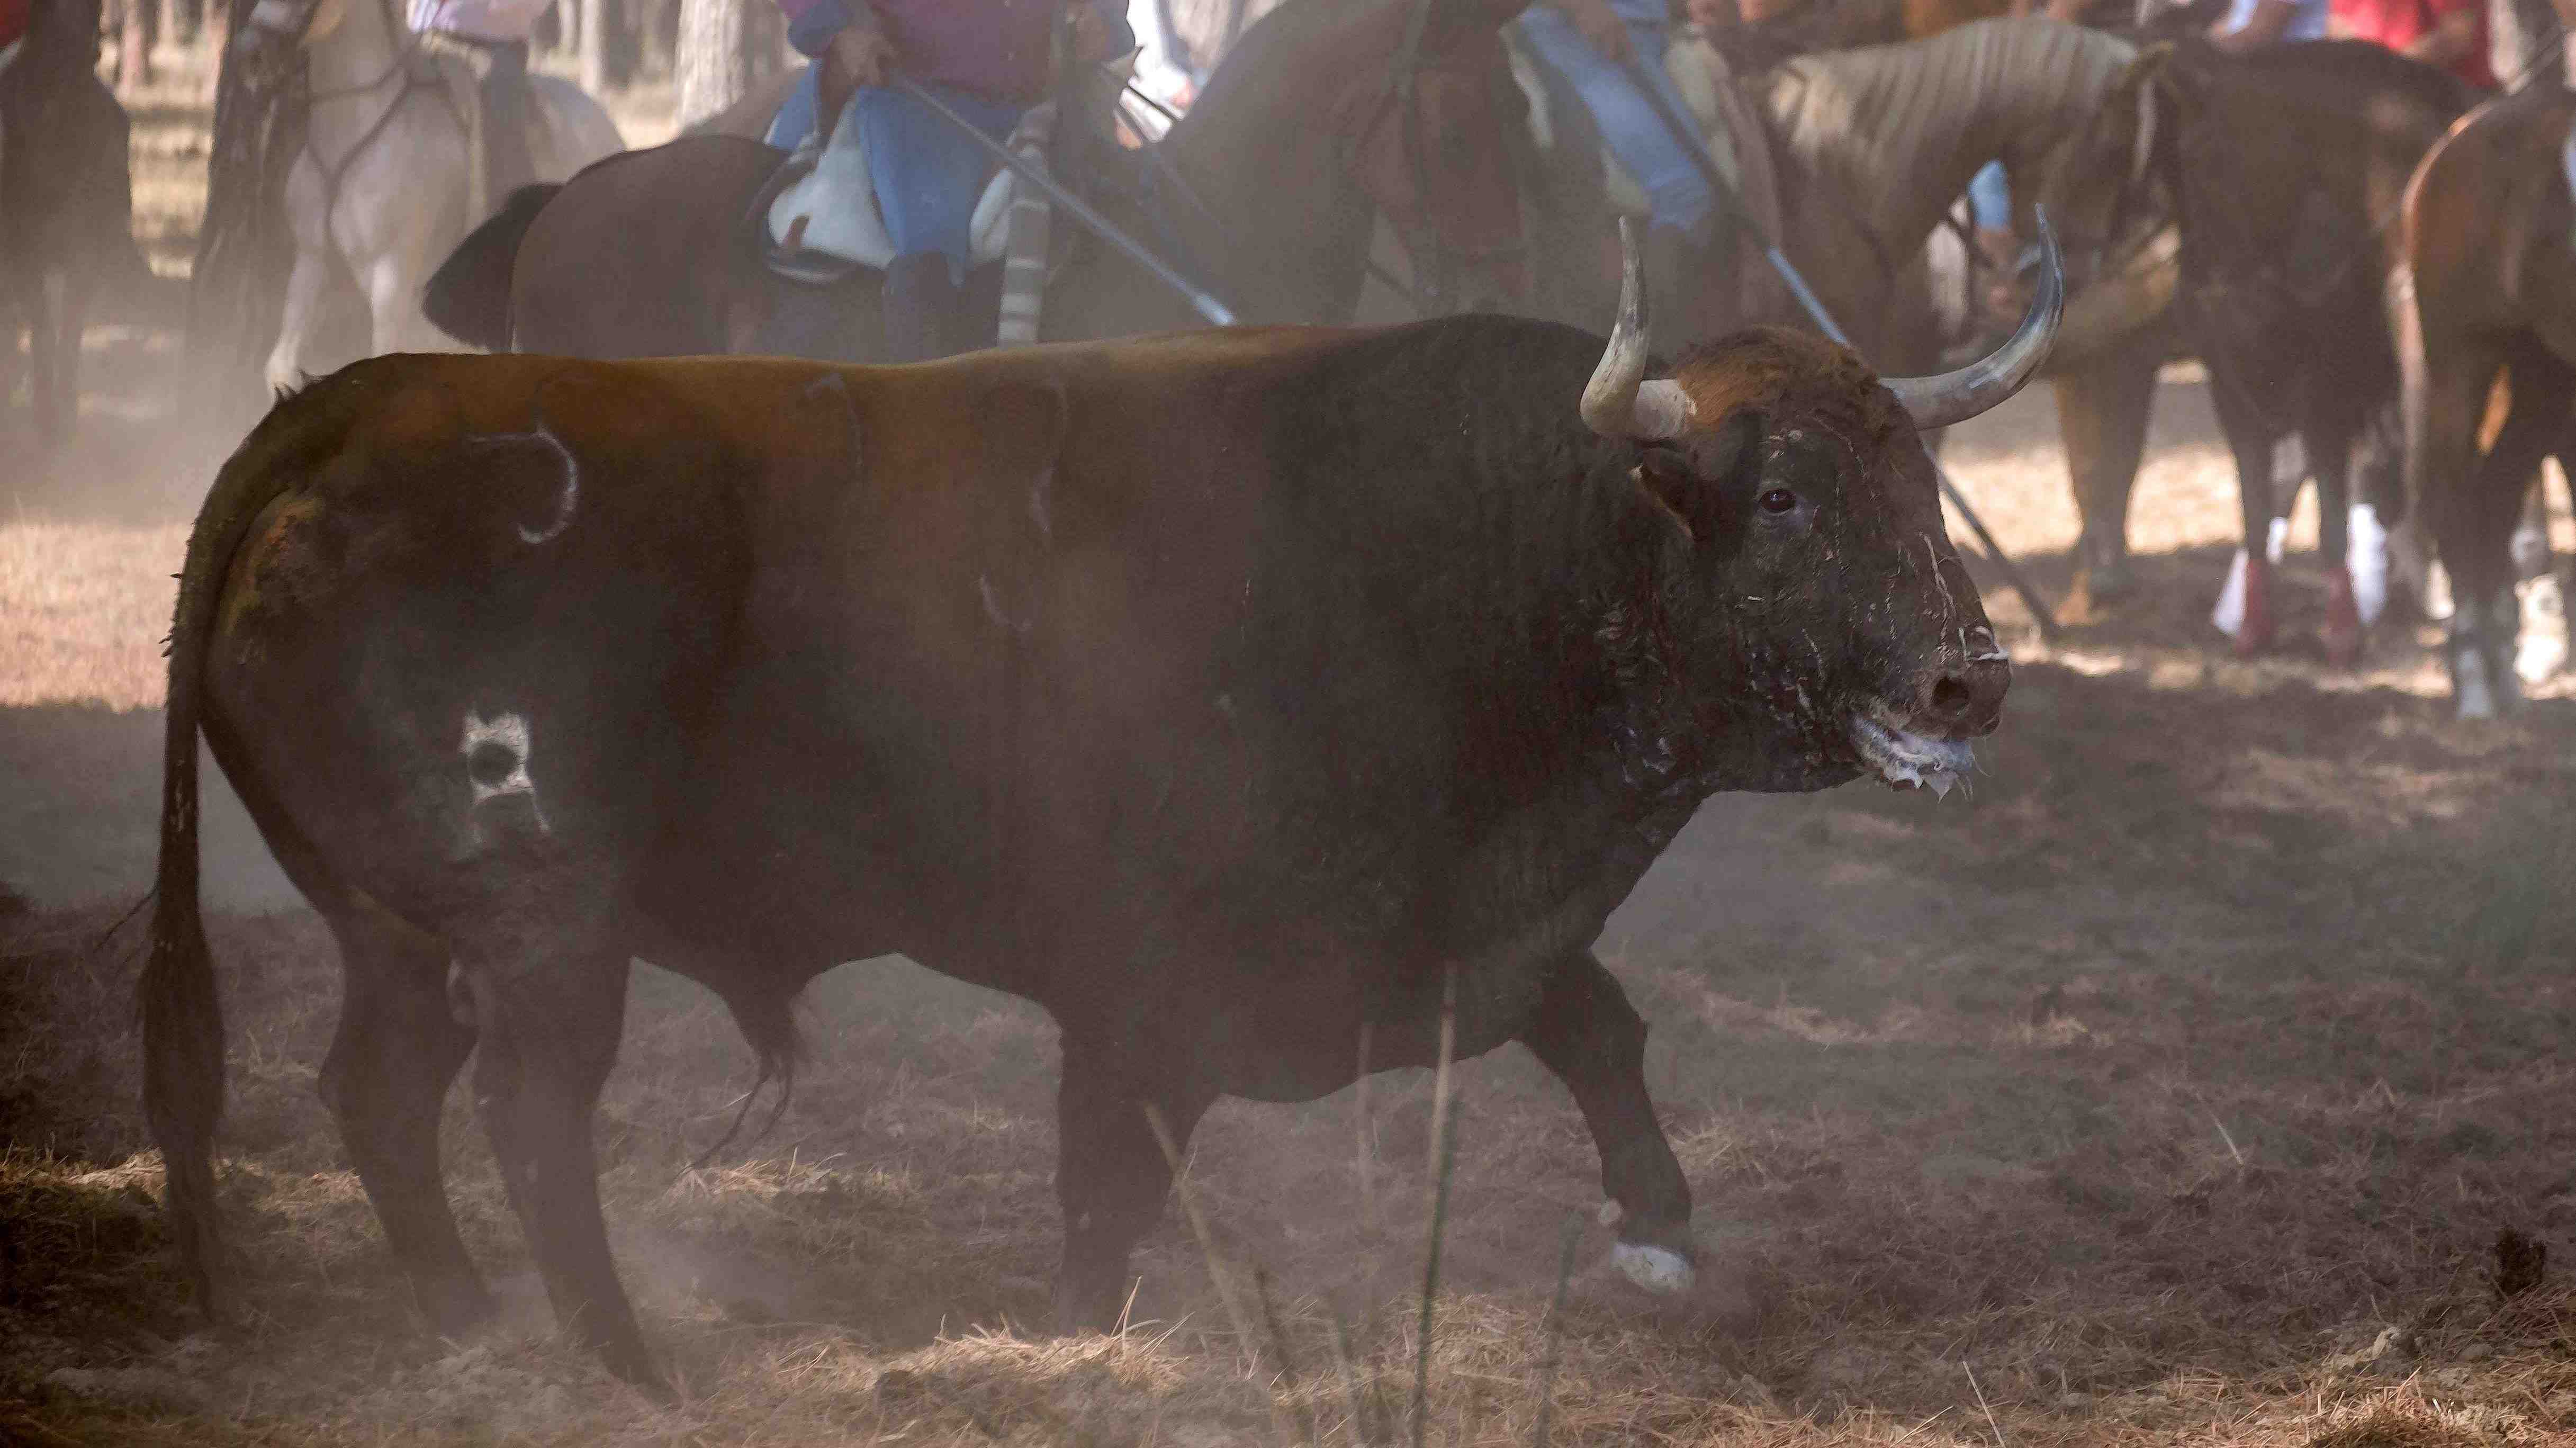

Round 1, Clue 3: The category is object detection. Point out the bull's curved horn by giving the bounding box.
[1882,211,2065,431]
[1580,217,1695,441]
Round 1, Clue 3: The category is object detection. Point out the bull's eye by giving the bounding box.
[1759,488,1798,515]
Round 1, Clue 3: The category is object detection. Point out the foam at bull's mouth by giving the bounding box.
[1848,716,1975,798]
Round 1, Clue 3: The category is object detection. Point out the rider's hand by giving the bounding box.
[1682,0,1735,29]
[826,21,898,89]
[1555,0,1635,62]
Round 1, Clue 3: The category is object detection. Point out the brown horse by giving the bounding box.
[424,0,1534,359]
[1,0,152,444]
[2391,84,2576,716]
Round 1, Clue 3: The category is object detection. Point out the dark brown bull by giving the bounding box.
[2392,85,2576,717]
[2028,39,2472,656]
[145,235,2058,1387]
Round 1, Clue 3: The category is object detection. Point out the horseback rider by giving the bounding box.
[763,0,1132,362]
[410,0,547,203]
[1516,0,1739,337]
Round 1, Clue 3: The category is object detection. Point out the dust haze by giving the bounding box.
[7,30,2576,1448]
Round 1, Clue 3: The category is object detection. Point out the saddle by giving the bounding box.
[756,107,1032,283]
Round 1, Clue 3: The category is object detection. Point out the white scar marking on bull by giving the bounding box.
[1611,1242,1696,1296]
[980,575,1033,636]
[460,710,551,833]
[497,424,581,545]
[1923,536,1956,616]
[1029,466,1054,542]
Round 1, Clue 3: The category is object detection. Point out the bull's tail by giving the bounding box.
[143,378,355,1318]
[422,183,561,352]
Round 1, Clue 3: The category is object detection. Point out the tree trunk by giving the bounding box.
[673,0,748,128]
[579,0,613,94]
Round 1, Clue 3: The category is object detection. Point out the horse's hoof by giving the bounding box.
[2454,644,2500,721]
[2321,570,2364,668]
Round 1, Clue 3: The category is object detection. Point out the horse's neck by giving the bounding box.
[308,0,407,104]
[1156,123,1369,323]
[1817,28,2123,249]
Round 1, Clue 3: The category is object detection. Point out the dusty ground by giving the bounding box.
[4,48,2576,1448]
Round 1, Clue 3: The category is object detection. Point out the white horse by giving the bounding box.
[240,0,623,392]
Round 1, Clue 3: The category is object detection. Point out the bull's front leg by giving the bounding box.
[1052,1035,1215,1333]
[1519,949,1694,1295]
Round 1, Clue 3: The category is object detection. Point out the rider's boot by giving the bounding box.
[882,253,964,364]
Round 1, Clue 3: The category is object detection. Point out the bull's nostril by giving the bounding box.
[1930,675,1972,719]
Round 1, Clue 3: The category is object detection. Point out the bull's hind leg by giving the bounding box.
[453,937,655,1386]
[317,899,493,1335]
[1052,1035,1214,1333]
[1519,949,1693,1295]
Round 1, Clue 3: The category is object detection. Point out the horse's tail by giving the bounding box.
[143,375,356,1320]
[422,182,562,351]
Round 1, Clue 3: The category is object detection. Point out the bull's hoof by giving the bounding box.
[596,1334,671,1400]
[1052,1270,1135,1337]
[413,1275,499,1339]
[1610,1240,1696,1296]
[2321,570,2364,668]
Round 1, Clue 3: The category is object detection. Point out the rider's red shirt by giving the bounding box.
[0,0,32,53]
[2330,0,2494,88]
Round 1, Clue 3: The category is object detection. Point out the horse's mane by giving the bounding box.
[1765,17,2137,228]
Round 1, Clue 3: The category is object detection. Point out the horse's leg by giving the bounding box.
[49,273,88,444]
[2205,357,2284,655]
[27,271,62,446]
[266,247,335,397]
[2309,417,2361,665]
[2053,330,2161,622]
[2434,346,2571,717]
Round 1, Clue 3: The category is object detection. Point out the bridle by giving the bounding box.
[1339,0,1529,315]
[242,0,456,219]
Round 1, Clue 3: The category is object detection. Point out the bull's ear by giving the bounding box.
[1633,447,1702,544]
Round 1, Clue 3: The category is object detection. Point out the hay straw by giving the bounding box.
[1528,1211,1584,1448]
[1408,966,1460,1448]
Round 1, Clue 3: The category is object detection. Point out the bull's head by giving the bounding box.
[1581,219,2060,795]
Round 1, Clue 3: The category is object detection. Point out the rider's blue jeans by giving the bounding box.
[1513,4,1714,237]
[765,68,1024,282]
